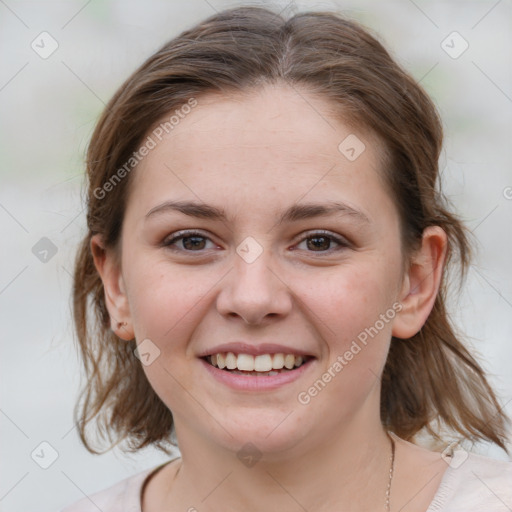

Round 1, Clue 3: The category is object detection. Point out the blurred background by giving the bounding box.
[0,0,511,510]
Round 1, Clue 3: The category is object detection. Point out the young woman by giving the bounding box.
[63,5,511,512]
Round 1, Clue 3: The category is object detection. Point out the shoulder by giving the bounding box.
[428,449,512,511]
[59,466,157,512]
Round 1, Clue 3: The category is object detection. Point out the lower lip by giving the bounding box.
[200,358,314,391]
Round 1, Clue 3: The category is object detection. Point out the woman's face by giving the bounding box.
[112,84,410,455]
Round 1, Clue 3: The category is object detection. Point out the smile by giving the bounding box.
[201,351,315,390]
[205,352,308,376]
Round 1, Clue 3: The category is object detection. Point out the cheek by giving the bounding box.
[310,262,397,334]
[123,258,212,411]
[295,267,397,422]
[306,259,400,382]
[126,248,400,351]
[123,251,203,346]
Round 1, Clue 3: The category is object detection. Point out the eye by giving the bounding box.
[294,230,350,253]
[162,230,217,252]
[162,229,350,254]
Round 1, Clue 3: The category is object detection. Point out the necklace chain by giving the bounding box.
[385,432,396,512]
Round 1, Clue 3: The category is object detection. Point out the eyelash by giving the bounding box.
[161,229,350,254]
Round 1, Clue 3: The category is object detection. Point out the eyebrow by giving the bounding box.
[145,200,370,225]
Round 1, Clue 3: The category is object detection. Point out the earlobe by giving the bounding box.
[392,226,448,339]
[90,234,134,341]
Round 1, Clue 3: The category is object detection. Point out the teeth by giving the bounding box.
[272,353,284,369]
[237,353,254,371]
[284,354,295,369]
[225,352,237,370]
[230,370,280,376]
[206,352,308,372]
[254,354,272,372]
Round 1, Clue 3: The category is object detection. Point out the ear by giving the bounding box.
[91,234,134,341]
[392,226,448,339]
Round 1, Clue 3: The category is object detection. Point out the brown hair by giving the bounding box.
[73,5,510,454]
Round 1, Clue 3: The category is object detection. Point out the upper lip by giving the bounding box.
[197,342,315,358]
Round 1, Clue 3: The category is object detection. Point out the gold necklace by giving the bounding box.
[385,432,396,512]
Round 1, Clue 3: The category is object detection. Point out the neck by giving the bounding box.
[166,420,394,512]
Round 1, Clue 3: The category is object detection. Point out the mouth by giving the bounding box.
[201,352,312,377]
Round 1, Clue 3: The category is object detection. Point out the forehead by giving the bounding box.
[130,83,394,223]
[150,85,374,165]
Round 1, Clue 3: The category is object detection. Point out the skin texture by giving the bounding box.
[92,83,449,511]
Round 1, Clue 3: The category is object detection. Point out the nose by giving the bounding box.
[215,246,292,325]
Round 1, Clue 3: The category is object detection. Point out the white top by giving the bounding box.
[60,450,512,511]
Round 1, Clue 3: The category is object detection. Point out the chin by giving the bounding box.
[208,408,313,458]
